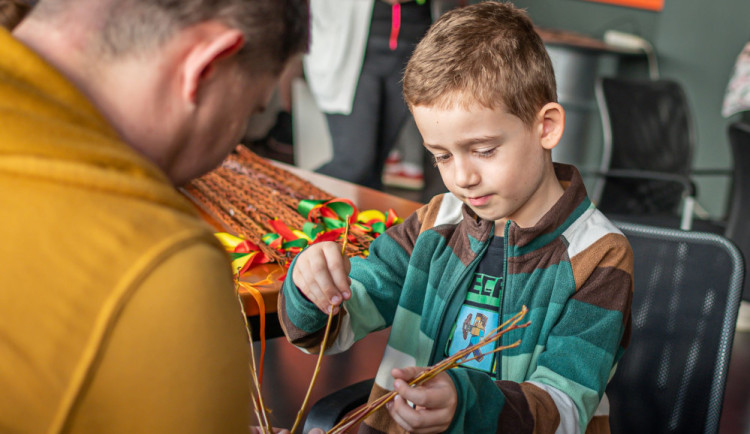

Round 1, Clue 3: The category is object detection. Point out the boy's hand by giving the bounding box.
[387,367,458,433]
[291,241,352,314]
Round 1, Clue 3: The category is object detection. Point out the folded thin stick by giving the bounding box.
[290,218,352,434]
[328,306,531,434]
[291,307,336,434]
[234,283,274,433]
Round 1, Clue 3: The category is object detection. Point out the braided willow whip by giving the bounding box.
[184,146,375,264]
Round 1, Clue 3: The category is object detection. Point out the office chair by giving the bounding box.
[726,121,750,300]
[607,222,744,434]
[303,222,745,434]
[591,77,729,232]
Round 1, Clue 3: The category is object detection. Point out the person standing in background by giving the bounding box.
[308,0,444,190]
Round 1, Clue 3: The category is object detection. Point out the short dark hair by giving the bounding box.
[34,0,309,75]
[403,1,556,126]
[0,0,32,29]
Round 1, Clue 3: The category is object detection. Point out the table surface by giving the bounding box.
[189,160,424,316]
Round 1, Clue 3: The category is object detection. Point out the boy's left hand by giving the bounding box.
[387,366,457,433]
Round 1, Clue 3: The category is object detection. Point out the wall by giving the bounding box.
[511,0,750,218]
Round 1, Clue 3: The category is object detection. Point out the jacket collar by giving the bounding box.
[458,163,589,248]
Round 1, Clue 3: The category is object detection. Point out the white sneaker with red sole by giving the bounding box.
[383,150,424,190]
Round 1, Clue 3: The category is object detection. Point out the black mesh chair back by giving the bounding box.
[726,121,750,300]
[595,78,695,216]
[608,222,744,434]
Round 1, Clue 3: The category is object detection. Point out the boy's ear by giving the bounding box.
[536,102,565,150]
[182,24,246,104]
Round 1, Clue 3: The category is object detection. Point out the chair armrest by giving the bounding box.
[690,167,733,177]
[579,168,696,196]
[303,378,375,433]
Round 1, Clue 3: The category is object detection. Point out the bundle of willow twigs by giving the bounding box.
[184,146,374,263]
[327,306,531,434]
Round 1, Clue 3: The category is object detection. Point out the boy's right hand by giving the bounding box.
[291,241,352,314]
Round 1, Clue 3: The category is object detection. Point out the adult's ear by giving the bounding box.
[182,24,245,104]
[536,102,565,150]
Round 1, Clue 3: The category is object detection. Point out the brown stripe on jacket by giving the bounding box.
[362,383,408,433]
[396,194,493,268]
[508,238,569,275]
[570,233,633,291]
[513,382,561,433]
[277,291,345,352]
[569,233,633,346]
[586,415,611,434]
[572,265,634,347]
[495,381,537,433]
[417,194,444,233]
[385,207,425,257]
[512,164,588,247]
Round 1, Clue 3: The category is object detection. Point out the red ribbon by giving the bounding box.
[389,3,401,51]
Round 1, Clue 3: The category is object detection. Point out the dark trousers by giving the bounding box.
[316,1,431,190]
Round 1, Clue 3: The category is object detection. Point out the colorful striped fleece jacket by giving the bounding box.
[279,164,634,433]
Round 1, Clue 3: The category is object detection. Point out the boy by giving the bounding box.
[279,2,633,433]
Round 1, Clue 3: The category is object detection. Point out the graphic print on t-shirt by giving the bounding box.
[447,272,502,374]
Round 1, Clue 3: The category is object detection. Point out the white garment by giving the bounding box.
[722,41,750,118]
[304,0,456,115]
[304,0,374,115]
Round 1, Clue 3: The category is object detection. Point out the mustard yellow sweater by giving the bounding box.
[0,29,253,433]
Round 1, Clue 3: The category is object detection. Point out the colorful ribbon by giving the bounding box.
[214,199,405,385]
[237,280,267,387]
[216,198,402,273]
[215,232,273,275]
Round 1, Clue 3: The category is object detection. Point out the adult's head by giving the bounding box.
[403,0,556,127]
[14,0,309,184]
[0,0,31,29]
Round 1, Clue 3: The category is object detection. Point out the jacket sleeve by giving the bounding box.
[525,234,633,433]
[445,234,633,434]
[279,208,425,354]
[63,241,254,433]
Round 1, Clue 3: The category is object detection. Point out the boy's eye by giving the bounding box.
[475,148,497,158]
[432,154,452,166]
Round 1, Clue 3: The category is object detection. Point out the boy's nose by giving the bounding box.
[454,158,480,189]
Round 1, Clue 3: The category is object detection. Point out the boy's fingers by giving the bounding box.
[308,260,343,305]
[292,243,349,313]
[388,395,418,432]
[393,379,428,407]
[390,396,451,434]
[392,366,424,382]
[394,371,457,411]
[308,288,332,314]
[292,268,325,312]
[322,246,351,301]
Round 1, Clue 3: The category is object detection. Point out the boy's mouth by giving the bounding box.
[467,195,491,206]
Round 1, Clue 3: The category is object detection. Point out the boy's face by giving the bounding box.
[413,103,561,230]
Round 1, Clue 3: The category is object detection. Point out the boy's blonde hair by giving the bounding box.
[403,1,556,127]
